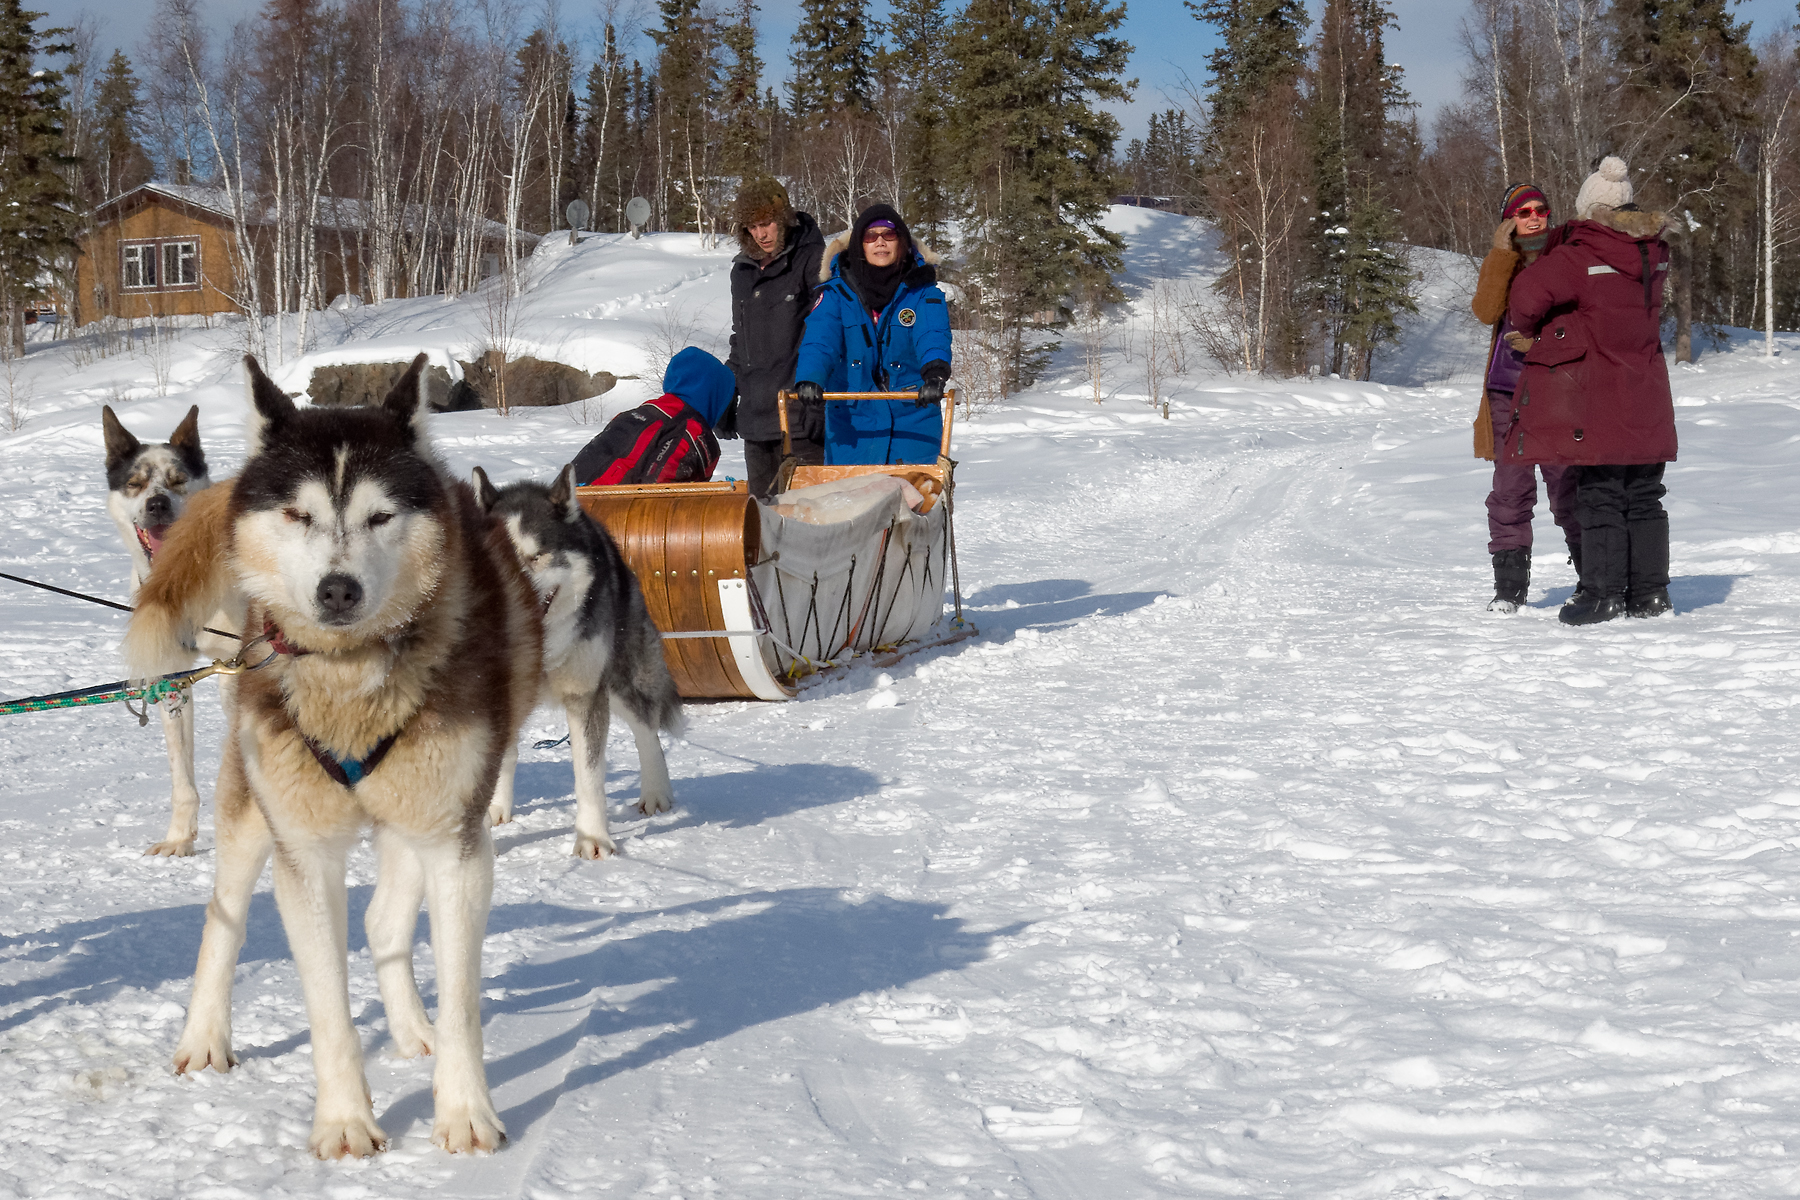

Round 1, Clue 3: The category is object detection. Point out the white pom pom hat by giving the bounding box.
[1575,157,1632,219]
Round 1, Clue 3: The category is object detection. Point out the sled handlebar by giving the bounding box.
[776,389,958,461]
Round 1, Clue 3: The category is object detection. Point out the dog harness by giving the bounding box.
[263,619,401,788]
[303,733,399,788]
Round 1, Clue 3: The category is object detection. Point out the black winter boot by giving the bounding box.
[1560,525,1626,626]
[1488,548,1530,613]
[1626,515,1672,618]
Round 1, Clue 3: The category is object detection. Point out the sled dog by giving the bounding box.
[472,463,682,857]
[124,354,542,1159]
[103,404,243,855]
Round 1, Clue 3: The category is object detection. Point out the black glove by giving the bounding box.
[915,360,951,408]
[715,393,740,440]
[792,380,826,441]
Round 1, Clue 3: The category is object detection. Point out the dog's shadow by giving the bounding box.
[498,761,881,840]
[376,889,1012,1141]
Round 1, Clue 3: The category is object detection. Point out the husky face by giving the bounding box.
[232,354,449,642]
[104,405,209,563]
[472,463,598,663]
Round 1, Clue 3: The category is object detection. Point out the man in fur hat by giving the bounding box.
[724,176,828,498]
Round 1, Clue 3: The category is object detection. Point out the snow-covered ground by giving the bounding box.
[6,209,1800,1197]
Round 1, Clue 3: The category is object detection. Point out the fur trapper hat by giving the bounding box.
[1576,157,1632,219]
[733,176,794,253]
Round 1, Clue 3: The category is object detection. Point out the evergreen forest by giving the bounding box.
[0,0,1796,381]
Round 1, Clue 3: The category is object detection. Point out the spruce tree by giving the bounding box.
[581,25,631,230]
[787,0,875,116]
[0,0,77,353]
[1610,0,1759,361]
[948,0,1132,390]
[1191,0,1311,374]
[882,0,950,242]
[719,0,765,179]
[649,0,720,232]
[1305,0,1416,380]
[1189,0,1310,150]
[89,50,152,205]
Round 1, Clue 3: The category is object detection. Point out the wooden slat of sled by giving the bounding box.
[576,483,769,700]
[786,463,948,510]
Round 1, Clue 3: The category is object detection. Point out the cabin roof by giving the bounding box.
[94,181,538,245]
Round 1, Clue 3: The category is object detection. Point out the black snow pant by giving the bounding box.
[1575,463,1669,601]
[745,434,825,500]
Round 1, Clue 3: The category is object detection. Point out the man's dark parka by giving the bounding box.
[726,210,827,442]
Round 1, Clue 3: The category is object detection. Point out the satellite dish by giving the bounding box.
[625,196,652,240]
[565,198,590,246]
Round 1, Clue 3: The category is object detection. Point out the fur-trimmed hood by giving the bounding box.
[734,208,821,265]
[1584,206,1674,240]
[819,231,941,285]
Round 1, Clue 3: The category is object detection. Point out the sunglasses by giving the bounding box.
[1514,204,1550,218]
[862,229,900,244]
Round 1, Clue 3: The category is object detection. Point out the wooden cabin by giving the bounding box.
[74,182,535,325]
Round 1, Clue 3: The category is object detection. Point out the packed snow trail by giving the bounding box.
[8,211,1800,1195]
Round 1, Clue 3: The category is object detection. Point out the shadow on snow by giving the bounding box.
[378,888,1010,1140]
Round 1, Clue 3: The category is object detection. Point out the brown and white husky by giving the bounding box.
[124,354,541,1159]
[103,404,242,855]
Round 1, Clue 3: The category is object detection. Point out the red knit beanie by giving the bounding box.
[1499,183,1549,220]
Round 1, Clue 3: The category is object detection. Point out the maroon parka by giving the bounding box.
[1503,208,1678,466]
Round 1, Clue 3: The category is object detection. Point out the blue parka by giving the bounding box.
[795,232,953,465]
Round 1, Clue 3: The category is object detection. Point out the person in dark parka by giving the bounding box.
[1507,157,1677,625]
[724,176,828,498]
[794,203,952,466]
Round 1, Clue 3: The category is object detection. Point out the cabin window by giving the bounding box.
[121,239,201,292]
[121,243,157,289]
[161,241,200,288]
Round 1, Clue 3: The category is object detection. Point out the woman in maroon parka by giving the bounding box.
[1506,157,1676,625]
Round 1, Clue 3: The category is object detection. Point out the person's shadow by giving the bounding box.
[967,578,1164,635]
[1535,573,1740,613]
[376,889,1013,1139]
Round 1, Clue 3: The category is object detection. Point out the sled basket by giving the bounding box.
[576,390,963,701]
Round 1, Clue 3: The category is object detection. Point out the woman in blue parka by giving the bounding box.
[794,203,952,465]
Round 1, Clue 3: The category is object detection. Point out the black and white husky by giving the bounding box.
[102,405,242,856]
[473,463,682,857]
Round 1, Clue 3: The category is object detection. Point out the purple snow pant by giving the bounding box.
[1486,390,1580,555]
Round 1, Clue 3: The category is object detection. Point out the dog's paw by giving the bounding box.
[310,1112,389,1160]
[433,1102,506,1155]
[636,792,674,816]
[172,1029,237,1074]
[145,837,197,858]
[573,832,618,860]
[487,804,513,827]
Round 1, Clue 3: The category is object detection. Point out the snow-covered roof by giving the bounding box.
[97,181,538,245]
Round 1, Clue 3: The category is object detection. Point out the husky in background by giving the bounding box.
[125,354,541,1159]
[103,404,242,856]
[472,463,682,857]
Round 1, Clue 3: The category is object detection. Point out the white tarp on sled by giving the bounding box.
[753,486,948,669]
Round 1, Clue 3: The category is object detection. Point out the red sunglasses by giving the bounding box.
[1514,203,1550,218]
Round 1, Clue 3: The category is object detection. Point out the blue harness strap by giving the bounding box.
[302,732,399,788]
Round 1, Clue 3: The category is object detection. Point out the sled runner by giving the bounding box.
[576,389,972,700]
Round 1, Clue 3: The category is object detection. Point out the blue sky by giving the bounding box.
[36,0,1800,147]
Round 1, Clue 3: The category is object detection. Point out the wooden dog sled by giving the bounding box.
[576,390,972,700]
